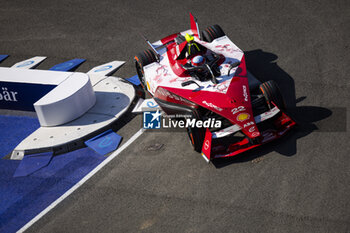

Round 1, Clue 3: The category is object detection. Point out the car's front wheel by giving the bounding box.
[259,80,286,110]
[134,49,157,92]
[202,24,225,42]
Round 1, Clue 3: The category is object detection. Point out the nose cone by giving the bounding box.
[223,55,261,138]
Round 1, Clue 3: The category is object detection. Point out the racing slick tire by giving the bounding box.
[259,80,286,110]
[202,24,225,42]
[134,49,157,92]
[186,125,206,153]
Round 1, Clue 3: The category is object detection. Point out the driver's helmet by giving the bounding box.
[191,55,205,66]
[185,33,194,43]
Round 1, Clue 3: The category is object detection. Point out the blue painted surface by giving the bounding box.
[13,152,53,177]
[85,129,122,155]
[126,75,141,86]
[0,55,9,63]
[0,115,107,233]
[0,115,40,158]
[49,59,85,71]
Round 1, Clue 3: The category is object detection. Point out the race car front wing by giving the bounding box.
[201,105,296,162]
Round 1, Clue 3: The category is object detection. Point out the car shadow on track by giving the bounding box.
[212,49,334,168]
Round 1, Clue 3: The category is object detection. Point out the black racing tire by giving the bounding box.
[202,24,225,42]
[186,125,206,153]
[259,80,286,110]
[134,49,157,91]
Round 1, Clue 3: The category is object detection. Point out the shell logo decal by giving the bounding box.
[237,113,250,122]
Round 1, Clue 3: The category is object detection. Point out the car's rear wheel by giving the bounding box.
[202,24,225,42]
[186,124,205,152]
[259,80,286,110]
[134,49,157,92]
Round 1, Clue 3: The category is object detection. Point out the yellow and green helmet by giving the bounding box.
[185,33,194,43]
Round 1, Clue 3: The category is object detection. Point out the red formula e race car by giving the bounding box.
[135,13,296,162]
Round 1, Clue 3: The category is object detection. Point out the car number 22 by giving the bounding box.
[231,106,245,115]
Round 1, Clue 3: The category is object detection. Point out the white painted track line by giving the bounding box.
[17,128,145,233]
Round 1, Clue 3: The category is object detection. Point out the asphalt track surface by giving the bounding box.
[1,0,349,232]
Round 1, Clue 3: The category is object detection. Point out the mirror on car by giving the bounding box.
[181,80,200,87]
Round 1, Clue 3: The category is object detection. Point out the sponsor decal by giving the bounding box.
[17,60,34,68]
[98,135,113,148]
[236,113,250,122]
[156,64,170,76]
[243,85,248,102]
[214,42,242,53]
[143,110,161,129]
[204,140,210,150]
[255,107,280,123]
[248,126,256,132]
[146,100,159,108]
[202,100,223,111]
[0,87,18,102]
[243,121,254,128]
[84,129,122,156]
[214,79,230,92]
[231,106,245,115]
[265,107,278,117]
[252,132,260,137]
[94,65,112,72]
